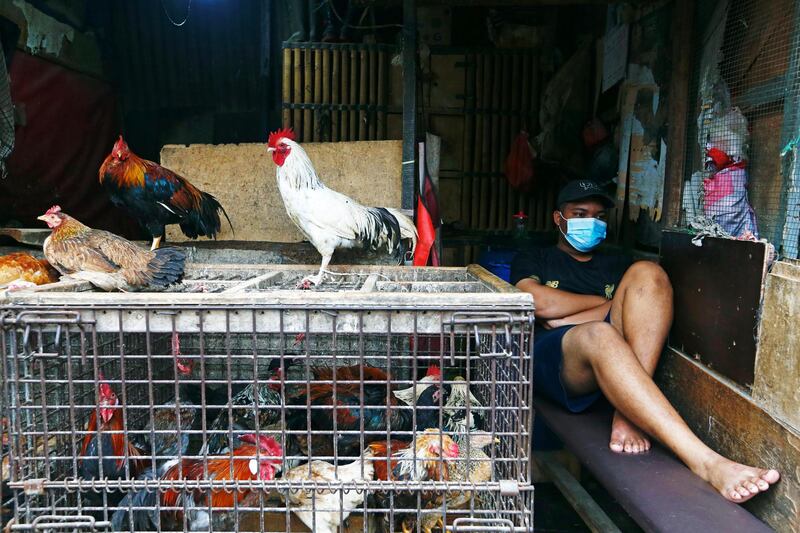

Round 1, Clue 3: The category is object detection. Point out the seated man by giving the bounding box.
[512,180,779,503]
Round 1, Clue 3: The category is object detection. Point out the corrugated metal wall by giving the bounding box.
[109,0,268,113]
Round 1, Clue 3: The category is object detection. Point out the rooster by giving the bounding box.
[99,136,232,250]
[114,434,282,532]
[283,448,375,533]
[287,364,443,458]
[267,128,417,286]
[367,429,460,533]
[79,376,143,481]
[0,252,59,290]
[418,431,498,533]
[37,205,185,291]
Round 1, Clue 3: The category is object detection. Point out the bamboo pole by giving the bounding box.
[341,49,351,141]
[472,53,485,229]
[510,53,522,225]
[377,50,387,139]
[349,49,359,140]
[313,48,323,142]
[282,48,292,128]
[369,47,378,140]
[303,48,313,142]
[359,49,368,140]
[489,53,502,230]
[332,49,340,142]
[479,53,493,230]
[322,48,331,142]
[461,53,476,230]
[499,53,512,230]
[293,47,303,139]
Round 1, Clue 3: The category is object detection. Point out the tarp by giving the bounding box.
[0,53,141,238]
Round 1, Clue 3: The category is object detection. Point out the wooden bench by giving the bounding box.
[533,396,774,533]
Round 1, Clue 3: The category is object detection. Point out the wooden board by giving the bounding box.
[659,231,769,387]
[752,261,800,429]
[159,141,403,243]
[655,347,800,532]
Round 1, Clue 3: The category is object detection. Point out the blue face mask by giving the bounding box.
[558,212,607,252]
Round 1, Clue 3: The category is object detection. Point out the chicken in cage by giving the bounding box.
[0,266,534,532]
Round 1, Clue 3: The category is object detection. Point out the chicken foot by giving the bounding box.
[298,254,332,288]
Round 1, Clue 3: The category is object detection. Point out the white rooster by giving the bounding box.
[267,128,418,286]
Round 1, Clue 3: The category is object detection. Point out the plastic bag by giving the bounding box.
[505,131,535,192]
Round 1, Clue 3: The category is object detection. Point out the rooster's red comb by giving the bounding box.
[268,127,295,149]
[45,205,61,216]
[426,365,441,378]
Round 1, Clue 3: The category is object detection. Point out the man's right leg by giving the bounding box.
[560,320,780,503]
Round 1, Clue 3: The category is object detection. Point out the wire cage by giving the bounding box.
[682,0,800,258]
[0,265,534,533]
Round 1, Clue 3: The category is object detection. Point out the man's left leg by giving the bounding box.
[608,261,674,453]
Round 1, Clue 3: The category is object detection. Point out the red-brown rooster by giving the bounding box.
[286,364,443,458]
[368,429,460,533]
[79,376,143,481]
[267,128,417,286]
[38,206,185,291]
[114,434,282,532]
[99,136,232,250]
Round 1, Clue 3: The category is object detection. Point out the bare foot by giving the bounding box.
[610,411,651,454]
[701,454,780,503]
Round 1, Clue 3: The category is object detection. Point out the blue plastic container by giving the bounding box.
[477,248,517,282]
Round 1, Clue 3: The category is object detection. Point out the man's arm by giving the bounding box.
[516,278,608,320]
[542,299,612,329]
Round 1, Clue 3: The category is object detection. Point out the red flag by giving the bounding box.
[413,195,435,266]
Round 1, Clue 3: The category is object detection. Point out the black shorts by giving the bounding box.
[533,312,611,413]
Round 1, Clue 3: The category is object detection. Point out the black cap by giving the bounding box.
[557,180,616,209]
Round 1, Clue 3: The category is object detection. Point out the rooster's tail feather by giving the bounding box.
[178,192,233,240]
[385,208,418,263]
[111,470,160,531]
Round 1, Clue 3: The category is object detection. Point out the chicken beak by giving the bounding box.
[36,215,47,222]
[266,147,276,153]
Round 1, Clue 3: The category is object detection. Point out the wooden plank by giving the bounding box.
[402,0,418,209]
[303,49,314,142]
[221,271,283,293]
[359,49,369,140]
[655,347,800,532]
[292,48,303,136]
[662,0,694,228]
[535,452,622,533]
[0,228,51,247]
[332,49,341,142]
[660,230,769,386]
[359,273,380,292]
[752,261,800,429]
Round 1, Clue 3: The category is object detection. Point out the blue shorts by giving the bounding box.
[533,313,610,413]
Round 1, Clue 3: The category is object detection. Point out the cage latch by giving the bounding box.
[22,478,45,496]
[449,517,516,532]
[449,312,515,359]
[498,479,520,496]
[11,515,110,532]
[11,311,87,359]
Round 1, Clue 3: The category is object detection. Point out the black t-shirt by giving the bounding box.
[510,246,632,300]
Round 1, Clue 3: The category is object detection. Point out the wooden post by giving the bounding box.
[332,49,341,142]
[662,0,694,228]
[402,0,417,210]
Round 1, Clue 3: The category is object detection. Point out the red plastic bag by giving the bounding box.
[505,131,535,193]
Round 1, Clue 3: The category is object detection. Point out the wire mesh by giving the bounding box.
[682,0,800,258]
[0,303,534,533]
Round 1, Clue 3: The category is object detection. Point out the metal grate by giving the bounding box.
[0,266,534,532]
[682,0,800,258]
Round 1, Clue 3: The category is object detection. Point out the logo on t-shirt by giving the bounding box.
[605,283,615,299]
[546,280,559,288]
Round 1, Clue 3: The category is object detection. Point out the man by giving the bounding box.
[512,180,779,503]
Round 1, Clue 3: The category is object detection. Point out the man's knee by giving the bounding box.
[571,321,623,355]
[624,261,672,292]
